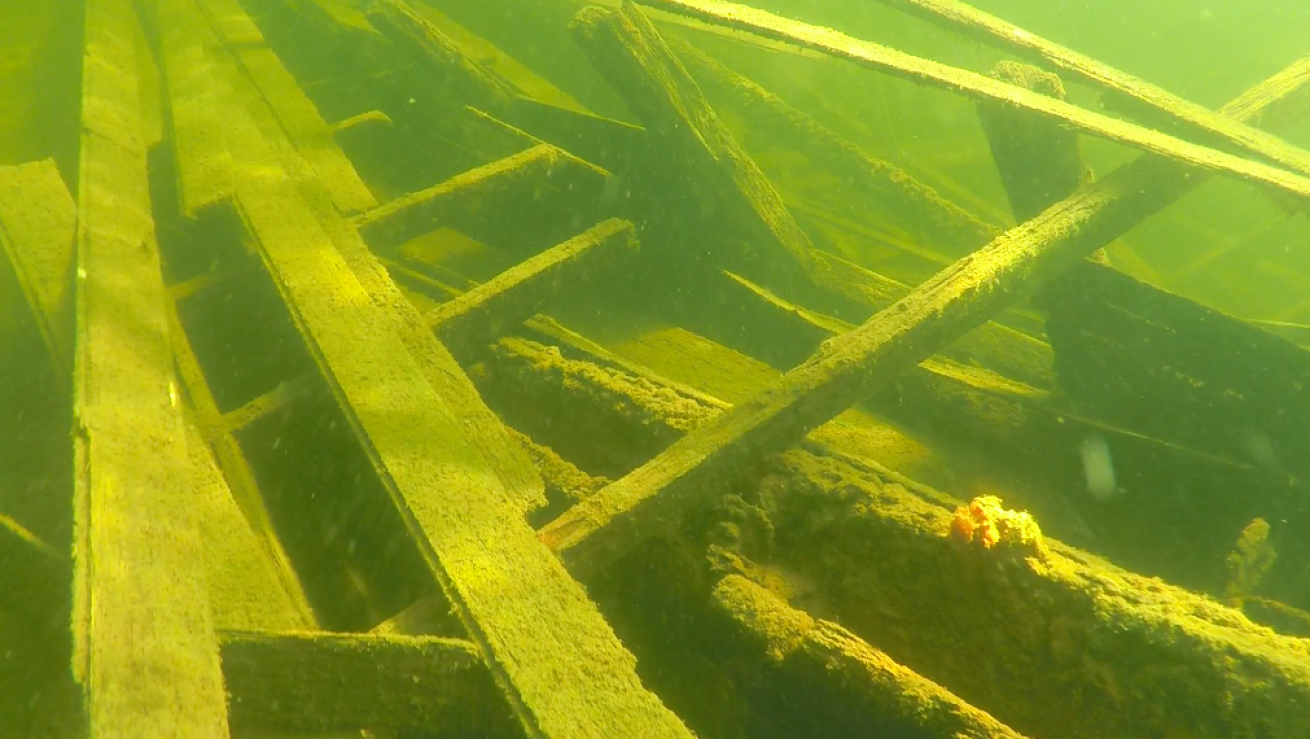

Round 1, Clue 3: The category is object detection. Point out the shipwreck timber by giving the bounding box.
[0,1,1309,738]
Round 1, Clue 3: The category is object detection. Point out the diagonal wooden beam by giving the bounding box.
[72,0,229,734]
[538,39,1310,578]
[571,4,819,298]
[635,0,1310,205]
[869,0,1310,178]
[428,217,639,354]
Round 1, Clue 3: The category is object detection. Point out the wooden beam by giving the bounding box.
[220,630,511,736]
[489,331,1310,737]
[637,0,1310,205]
[72,0,229,733]
[571,4,819,299]
[353,143,611,254]
[537,35,1310,578]
[429,218,638,353]
[870,0,1310,177]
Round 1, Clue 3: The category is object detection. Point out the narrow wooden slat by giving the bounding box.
[220,630,510,735]
[429,218,638,353]
[72,0,228,734]
[353,142,610,253]
[639,0,1310,205]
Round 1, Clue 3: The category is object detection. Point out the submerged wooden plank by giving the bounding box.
[429,217,638,353]
[571,4,818,299]
[161,0,545,515]
[0,159,76,365]
[538,34,1310,578]
[220,630,510,735]
[72,0,228,734]
[640,0,1310,205]
[872,0,1310,177]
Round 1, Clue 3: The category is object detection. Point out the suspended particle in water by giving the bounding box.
[1080,433,1118,500]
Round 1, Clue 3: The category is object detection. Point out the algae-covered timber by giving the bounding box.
[73,0,229,734]
[478,333,1310,739]
[570,3,820,303]
[868,0,1310,177]
[538,6,1310,581]
[219,629,514,736]
[157,0,690,734]
[428,217,639,355]
[638,0,1310,205]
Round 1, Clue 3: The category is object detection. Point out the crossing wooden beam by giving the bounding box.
[353,142,611,255]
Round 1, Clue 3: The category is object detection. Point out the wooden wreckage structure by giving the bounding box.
[2,0,1310,736]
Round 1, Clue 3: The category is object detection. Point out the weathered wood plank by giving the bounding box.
[639,0,1310,205]
[220,630,512,736]
[0,159,76,365]
[353,142,611,254]
[571,4,818,299]
[871,0,1310,177]
[160,0,545,516]
[538,32,1310,578]
[238,169,692,737]
[429,217,638,353]
[72,0,229,734]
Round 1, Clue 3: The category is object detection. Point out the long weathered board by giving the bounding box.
[72,0,229,734]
